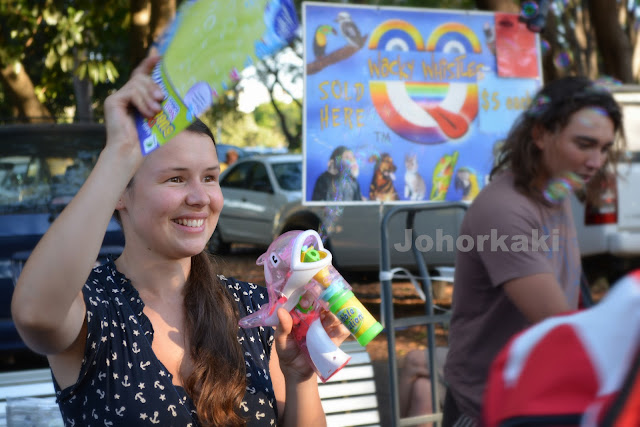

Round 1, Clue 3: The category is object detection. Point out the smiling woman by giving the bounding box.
[11,55,345,427]
[115,123,223,260]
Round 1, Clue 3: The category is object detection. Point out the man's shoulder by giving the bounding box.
[474,174,528,206]
[467,174,539,226]
[317,170,333,180]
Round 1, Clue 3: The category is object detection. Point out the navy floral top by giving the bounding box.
[53,260,277,426]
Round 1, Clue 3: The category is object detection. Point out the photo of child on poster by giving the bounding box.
[312,146,365,202]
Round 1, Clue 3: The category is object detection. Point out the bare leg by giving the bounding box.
[398,349,433,427]
[408,376,433,427]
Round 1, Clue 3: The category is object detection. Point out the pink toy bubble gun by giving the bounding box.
[238,230,383,382]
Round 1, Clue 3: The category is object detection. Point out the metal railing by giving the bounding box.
[380,201,469,427]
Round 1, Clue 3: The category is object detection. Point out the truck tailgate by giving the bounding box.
[616,161,640,231]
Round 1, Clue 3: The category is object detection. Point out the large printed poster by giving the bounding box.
[303,3,542,205]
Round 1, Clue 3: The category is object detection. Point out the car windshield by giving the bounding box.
[272,161,301,191]
[0,125,104,214]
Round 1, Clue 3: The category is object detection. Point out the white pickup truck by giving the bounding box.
[571,85,640,284]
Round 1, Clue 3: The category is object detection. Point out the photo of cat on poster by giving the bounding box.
[404,153,427,201]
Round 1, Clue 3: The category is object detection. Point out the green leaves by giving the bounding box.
[76,60,119,84]
[44,6,86,72]
[0,0,130,119]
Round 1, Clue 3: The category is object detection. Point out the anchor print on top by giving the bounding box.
[53,261,278,426]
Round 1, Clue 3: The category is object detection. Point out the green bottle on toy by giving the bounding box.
[302,248,383,346]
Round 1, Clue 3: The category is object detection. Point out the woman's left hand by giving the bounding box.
[274,307,351,382]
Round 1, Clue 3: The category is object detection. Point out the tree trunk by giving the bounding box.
[73,76,93,123]
[588,0,633,83]
[73,49,93,123]
[268,86,299,151]
[633,35,640,81]
[130,0,176,69]
[257,54,302,151]
[577,2,599,80]
[475,0,519,13]
[0,62,53,123]
[540,11,559,83]
[130,0,151,68]
[149,0,176,49]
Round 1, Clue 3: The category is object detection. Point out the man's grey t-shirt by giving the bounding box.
[444,172,581,420]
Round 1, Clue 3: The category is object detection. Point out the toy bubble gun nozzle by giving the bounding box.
[238,230,383,382]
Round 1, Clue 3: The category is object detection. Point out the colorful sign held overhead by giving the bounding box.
[136,0,299,155]
[303,3,543,205]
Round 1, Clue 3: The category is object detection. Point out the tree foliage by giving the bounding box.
[0,0,130,122]
[1,0,639,148]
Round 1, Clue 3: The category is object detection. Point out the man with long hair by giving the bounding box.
[441,76,626,426]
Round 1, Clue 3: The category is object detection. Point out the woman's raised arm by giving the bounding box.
[11,55,164,356]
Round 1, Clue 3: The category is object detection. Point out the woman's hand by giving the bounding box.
[102,54,165,170]
[274,307,351,382]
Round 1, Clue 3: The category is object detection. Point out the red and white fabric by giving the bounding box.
[483,270,640,427]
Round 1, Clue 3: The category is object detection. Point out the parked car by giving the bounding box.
[0,124,124,353]
[212,153,466,271]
